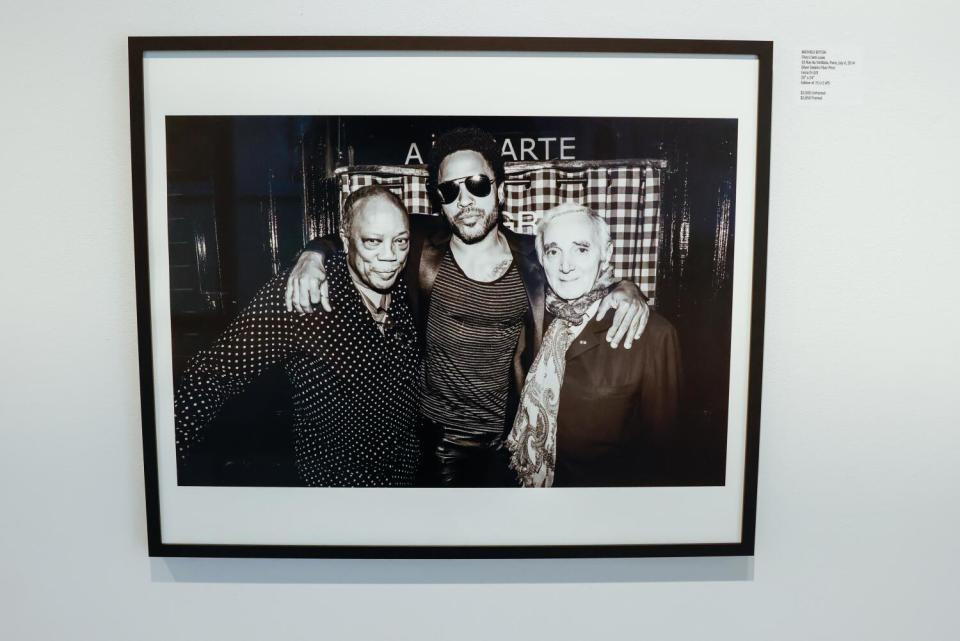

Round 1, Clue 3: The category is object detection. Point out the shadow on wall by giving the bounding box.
[151,555,754,585]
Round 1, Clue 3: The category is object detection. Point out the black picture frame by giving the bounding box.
[131,36,771,558]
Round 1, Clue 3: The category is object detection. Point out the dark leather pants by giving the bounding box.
[418,418,516,487]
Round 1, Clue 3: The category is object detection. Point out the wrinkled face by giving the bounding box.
[541,213,610,300]
[341,197,410,293]
[437,150,500,243]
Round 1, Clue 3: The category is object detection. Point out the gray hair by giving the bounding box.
[535,202,612,260]
[340,184,408,236]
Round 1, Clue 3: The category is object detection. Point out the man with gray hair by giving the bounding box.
[175,185,422,487]
[508,202,682,487]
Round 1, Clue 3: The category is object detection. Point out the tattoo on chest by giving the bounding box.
[488,258,512,280]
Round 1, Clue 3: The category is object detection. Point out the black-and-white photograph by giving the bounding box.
[167,116,737,490]
[132,38,769,554]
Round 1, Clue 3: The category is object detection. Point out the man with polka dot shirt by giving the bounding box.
[175,186,421,487]
[287,128,650,487]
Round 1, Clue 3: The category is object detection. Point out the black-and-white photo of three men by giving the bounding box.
[167,116,738,489]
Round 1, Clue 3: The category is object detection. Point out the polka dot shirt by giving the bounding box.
[174,251,421,487]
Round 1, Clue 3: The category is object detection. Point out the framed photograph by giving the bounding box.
[131,36,771,558]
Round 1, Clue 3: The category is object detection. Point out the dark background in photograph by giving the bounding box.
[166,115,737,487]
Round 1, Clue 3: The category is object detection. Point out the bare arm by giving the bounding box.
[595,280,650,349]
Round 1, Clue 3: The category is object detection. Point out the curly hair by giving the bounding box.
[427,127,505,194]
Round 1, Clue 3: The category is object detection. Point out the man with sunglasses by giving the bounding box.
[286,127,649,486]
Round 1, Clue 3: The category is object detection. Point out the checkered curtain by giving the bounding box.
[337,172,433,216]
[502,165,662,302]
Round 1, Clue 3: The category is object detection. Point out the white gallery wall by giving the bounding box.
[1,1,958,639]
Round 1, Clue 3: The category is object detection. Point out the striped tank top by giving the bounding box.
[420,250,529,439]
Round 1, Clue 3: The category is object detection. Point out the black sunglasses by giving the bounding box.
[435,174,494,205]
